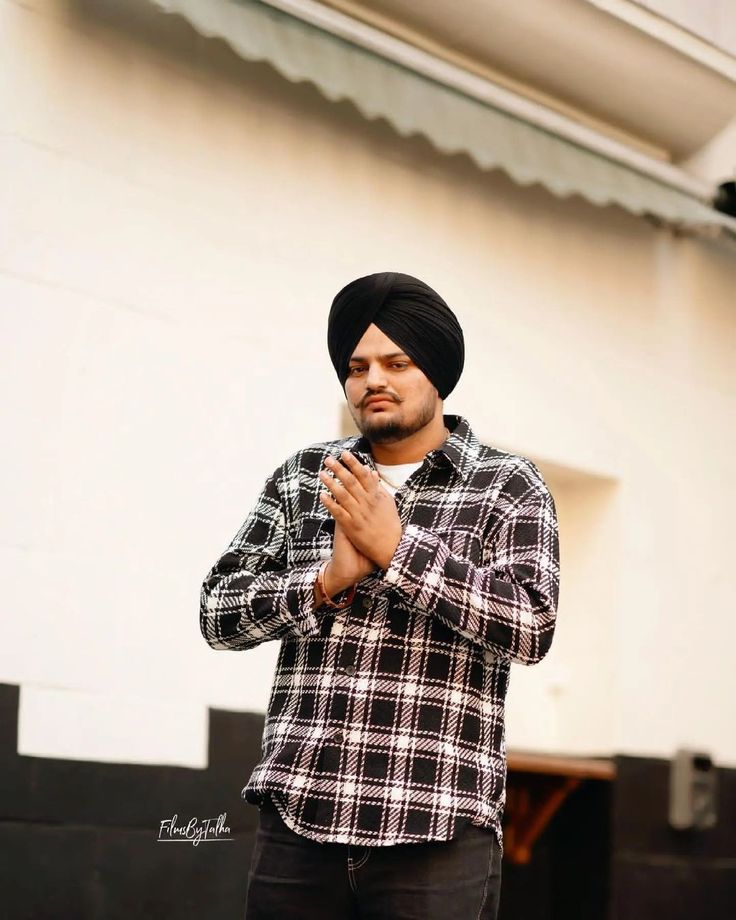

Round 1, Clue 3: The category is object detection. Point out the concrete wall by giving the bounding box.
[2,0,735,777]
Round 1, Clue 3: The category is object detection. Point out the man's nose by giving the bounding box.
[365,362,388,389]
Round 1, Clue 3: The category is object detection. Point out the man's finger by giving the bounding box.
[319,489,350,523]
[319,469,358,513]
[324,455,364,500]
[339,451,374,490]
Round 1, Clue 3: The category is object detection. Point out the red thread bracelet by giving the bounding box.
[317,561,356,609]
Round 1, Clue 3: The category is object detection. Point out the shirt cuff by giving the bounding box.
[244,559,327,641]
[381,523,444,603]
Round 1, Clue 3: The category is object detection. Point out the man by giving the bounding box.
[200,271,560,919]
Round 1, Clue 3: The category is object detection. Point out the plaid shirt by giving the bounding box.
[200,414,560,851]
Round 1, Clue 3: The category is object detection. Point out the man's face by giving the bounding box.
[344,323,441,444]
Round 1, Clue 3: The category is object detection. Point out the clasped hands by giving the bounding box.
[318,451,404,596]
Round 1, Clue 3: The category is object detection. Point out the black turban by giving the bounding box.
[327,272,465,399]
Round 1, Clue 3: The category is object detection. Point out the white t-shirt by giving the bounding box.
[374,460,424,497]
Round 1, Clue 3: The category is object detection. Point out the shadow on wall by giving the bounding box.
[505,449,621,757]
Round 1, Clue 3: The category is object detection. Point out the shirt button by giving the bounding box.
[361,597,371,611]
[343,665,356,677]
[332,729,344,743]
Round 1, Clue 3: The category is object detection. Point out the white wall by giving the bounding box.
[682,115,736,183]
[631,0,736,56]
[2,0,735,770]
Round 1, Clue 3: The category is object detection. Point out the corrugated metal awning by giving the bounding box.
[148,0,736,237]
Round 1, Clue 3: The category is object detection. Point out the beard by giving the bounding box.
[354,389,438,445]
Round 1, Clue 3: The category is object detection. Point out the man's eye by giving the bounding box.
[391,363,408,369]
[349,367,366,375]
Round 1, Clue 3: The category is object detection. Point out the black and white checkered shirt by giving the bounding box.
[200,414,560,852]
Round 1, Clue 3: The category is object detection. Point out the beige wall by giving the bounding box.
[2,0,735,769]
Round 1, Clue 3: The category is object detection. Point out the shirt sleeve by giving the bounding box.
[199,463,327,651]
[380,461,560,665]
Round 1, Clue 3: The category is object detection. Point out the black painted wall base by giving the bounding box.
[1,683,734,919]
[0,683,261,919]
[499,774,612,920]
[610,754,736,919]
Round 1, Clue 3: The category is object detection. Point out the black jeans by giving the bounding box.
[244,796,502,920]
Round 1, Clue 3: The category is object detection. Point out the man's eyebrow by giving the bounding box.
[348,352,410,363]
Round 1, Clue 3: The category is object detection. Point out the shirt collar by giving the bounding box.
[347,413,480,482]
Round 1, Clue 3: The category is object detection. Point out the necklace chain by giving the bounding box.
[375,426,450,489]
[375,468,402,489]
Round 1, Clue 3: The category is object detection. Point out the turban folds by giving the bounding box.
[327,272,465,399]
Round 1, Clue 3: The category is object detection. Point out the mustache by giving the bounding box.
[360,393,402,408]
